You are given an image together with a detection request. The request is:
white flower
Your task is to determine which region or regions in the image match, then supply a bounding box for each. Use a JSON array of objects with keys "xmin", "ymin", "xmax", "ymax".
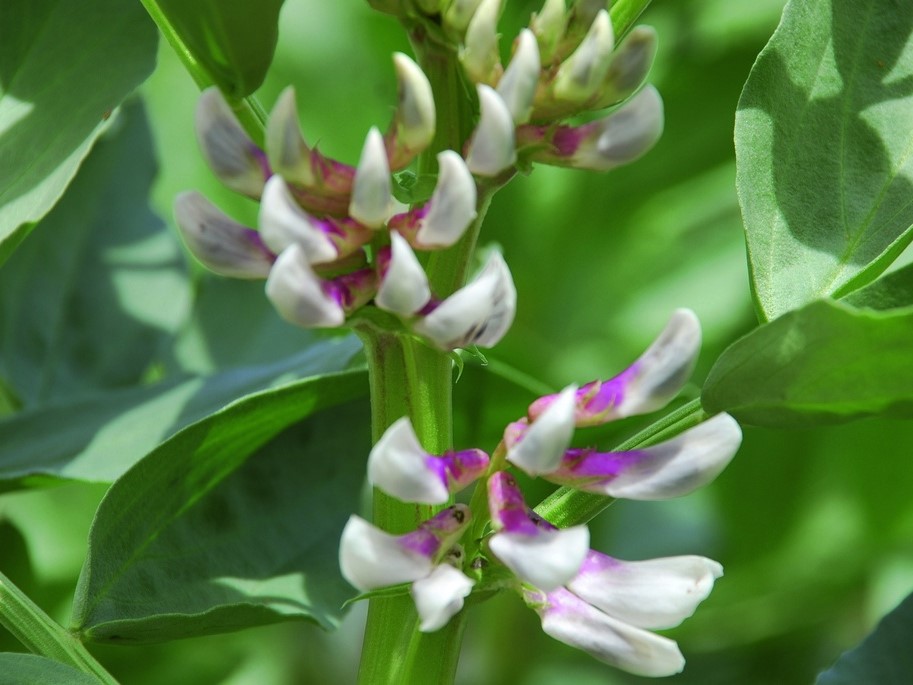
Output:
[
  {"xmin": 553, "ymin": 10, "xmax": 615, "ymax": 103},
  {"xmin": 411, "ymin": 564, "xmax": 475, "ymax": 632},
  {"xmin": 465, "ymin": 86, "xmax": 517, "ymax": 176},
  {"xmin": 349, "ymin": 127, "xmax": 394, "ymax": 228},
  {"xmin": 265, "ymin": 244, "xmax": 345, "ymax": 327},
  {"xmin": 259, "ymin": 175, "xmax": 338, "ymax": 264},
  {"xmin": 415, "ymin": 151, "xmax": 478, "ymax": 249},
  {"xmin": 376, "ymin": 233, "xmax": 432, "ymax": 316},
  {"xmin": 496, "ymin": 29, "xmax": 540, "ymax": 124},
  {"xmin": 489, "ymin": 525, "xmax": 590, "ymax": 592},
  {"xmin": 506, "ymin": 385, "xmax": 578, "ymax": 475},
  {"xmin": 339, "ymin": 516, "xmax": 435, "ymax": 592}
]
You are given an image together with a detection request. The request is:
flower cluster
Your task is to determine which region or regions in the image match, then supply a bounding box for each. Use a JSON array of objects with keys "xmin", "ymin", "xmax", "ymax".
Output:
[
  {"xmin": 339, "ymin": 309, "xmax": 742, "ymax": 676},
  {"xmin": 173, "ymin": 54, "xmax": 516, "ymax": 351}
]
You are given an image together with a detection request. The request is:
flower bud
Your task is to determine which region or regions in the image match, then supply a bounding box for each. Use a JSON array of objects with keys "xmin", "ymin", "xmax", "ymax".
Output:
[
  {"xmin": 375, "ymin": 232, "xmax": 432, "ymax": 316},
  {"xmin": 506, "ymin": 385, "xmax": 577, "ymax": 475},
  {"xmin": 496, "ymin": 29, "xmax": 541, "ymax": 124},
  {"xmin": 465, "ymin": 85, "xmax": 517, "ymax": 176},
  {"xmin": 460, "ymin": 0, "xmax": 503, "ymax": 84},
  {"xmin": 552, "ymin": 10, "xmax": 614, "ymax": 104},
  {"xmin": 387, "ymin": 53, "xmax": 436, "ymax": 168},
  {"xmin": 349, "ymin": 127, "xmax": 394, "ymax": 228}
]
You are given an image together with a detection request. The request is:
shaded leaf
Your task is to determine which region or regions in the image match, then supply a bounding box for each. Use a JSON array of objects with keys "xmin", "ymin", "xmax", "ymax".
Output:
[
  {"xmin": 736, "ymin": 0, "xmax": 913, "ymax": 320},
  {"xmin": 841, "ymin": 262, "xmax": 913, "ymax": 311},
  {"xmin": 0, "ymin": 338, "xmax": 365, "ymax": 489},
  {"xmin": 0, "ymin": 100, "xmax": 189, "ymax": 407},
  {"xmin": 0, "ymin": 0, "xmax": 157, "ymax": 262},
  {"xmin": 72, "ymin": 390, "xmax": 369, "ymax": 643},
  {"xmin": 155, "ymin": 0, "xmax": 284, "ymax": 98},
  {"xmin": 0, "ymin": 654, "xmax": 97, "ymax": 685},
  {"xmin": 702, "ymin": 298, "xmax": 913, "ymax": 426},
  {"xmin": 816, "ymin": 592, "xmax": 913, "ymax": 685}
]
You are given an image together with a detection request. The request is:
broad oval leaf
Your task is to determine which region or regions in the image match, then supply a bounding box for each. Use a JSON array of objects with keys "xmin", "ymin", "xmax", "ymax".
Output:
[
  {"xmin": 0, "ymin": 653, "xmax": 97, "ymax": 685},
  {"xmin": 155, "ymin": 0, "xmax": 285, "ymax": 98},
  {"xmin": 71, "ymin": 374, "xmax": 368, "ymax": 643},
  {"xmin": 816, "ymin": 591, "xmax": 913, "ymax": 685},
  {"xmin": 737, "ymin": 0, "xmax": 913, "ymax": 320},
  {"xmin": 0, "ymin": 100, "xmax": 189, "ymax": 408},
  {"xmin": 0, "ymin": 0, "xmax": 157, "ymax": 264},
  {"xmin": 0, "ymin": 338, "xmax": 365, "ymax": 490},
  {"xmin": 702, "ymin": 298, "xmax": 913, "ymax": 426}
]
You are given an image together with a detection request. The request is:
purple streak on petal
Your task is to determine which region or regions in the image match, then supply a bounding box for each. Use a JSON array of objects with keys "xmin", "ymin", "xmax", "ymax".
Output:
[
  {"xmin": 549, "ymin": 447, "xmax": 648, "ymax": 486},
  {"xmin": 324, "ymin": 268, "xmax": 377, "ymax": 311},
  {"xmin": 375, "ymin": 245, "xmax": 393, "ymax": 278},
  {"xmin": 503, "ymin": 419, "xmax": 528, "ymax": 450},
  {"xmin": 550, "ymin": 126, "xmax": 587, "ymax": 157},
  {"xmin": 249, "ymin": 145, "xmax": 273, "ymax": 181},
  {"xmin": 582, "ymin": 364, "xmax": 639, "ymax": 416},
  {"xmin": 577, "ymin": 549, "xmax": 623, "ymax": 576},
  {"xmin": 399, "ymin": 529, "xmax": 441, "ymax": 558},
  {"xmin": 488, "ymin": 472, "xmax": 538, "ymax": 535},
  {"xmin": 440, "ymin": 449, "xmax": 490, "ymax": 490},
  {"xmin": 417, "ymin": 299, "xmax": 441, "ymax": 316}
]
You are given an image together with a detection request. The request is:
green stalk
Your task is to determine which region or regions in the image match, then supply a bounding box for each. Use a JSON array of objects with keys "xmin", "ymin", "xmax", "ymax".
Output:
[
  {"xmin": 534, "ymin": 398, "xmax": 706, "ymax": 527},
  {"xmin": 0, "ymin": 571, "xmax": 118, "ymax": 684},
  {"xmin": 355, "ymin": 21, "xmax": 485, "ymax": 685},
  {"xmin": 609, "ymin": 0, "xmax": 656, "ymax": 41},
  {"xmin": 138, "ymin": 0, "xmax": 267, "ymax": 144}
]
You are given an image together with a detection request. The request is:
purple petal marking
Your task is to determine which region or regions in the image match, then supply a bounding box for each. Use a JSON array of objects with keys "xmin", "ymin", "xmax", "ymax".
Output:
[
  {"xmin": 399, "ymin": 529, "xmax": 441, "ymax": 558},
  {"xmin": 547, "ymin": 447, "xmax": 649, "ymax": 488},
  {"xmin": 550, "ymin": 126, "xmax": 587, "ymax": 157},
  {"xmin": 250, "ymin": 145, "xmax": 273, "ymax": 181},
  {"xmin": 528, "ymin": 364, "xmax": 639, "ymax": 425},
  {"xmin": 440, "ymin": 449, "xmax": 490, "ymax": 491},
  {"xmin": 487, "ymin": 472, "xmax": 538, "ymax": 535},
  {"xmin": 577, "ymin": 549, "xmax": 624, "ymax": 576},
  {"xmin": 398, "ymin": 504, "xmax": 471, "ymax": 558},
  {"xmin": 325, "ymin": 268, "xmax": 377, "ymax": 311}
]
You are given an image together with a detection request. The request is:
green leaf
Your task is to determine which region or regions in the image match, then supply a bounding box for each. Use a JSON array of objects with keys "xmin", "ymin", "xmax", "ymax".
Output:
[
  {"xmin": 151, "ymin": 0, "xmax": 284, "ymax": 99},
  {"xmin": 702, "ymin": 298, "xmax": 913, "ymax": 426},
  {"xmin": 736, "ymin": 0, "xmax": 913, "ymax": 320},
  {"xmin": 71, "ymin": 385, "xmax": 369, "ymax": 643},
  {"xmin": 0, "ymin": 653, "xmax": 98, "ymax": 685},
  {"xmin": 0, "ymin": 338, "xmax": 365, "ymax": 489},
  {"xmin": 0, "ymin": 100, "xmax": 190, "ymax": 407},
  {"xmin": 0, "ymin": 0, "xmax": 158, "ymax": 263},
  {"xmin": 391, "ymin": 171, "xmax": 438, "ymax": 205},
  {"xmin": 842, "ymin": 262, "xmax": 913, "ymax": 311},
  {"xmin": 816, "ymin": 592, "xmax": 913, "ymax": 685}
]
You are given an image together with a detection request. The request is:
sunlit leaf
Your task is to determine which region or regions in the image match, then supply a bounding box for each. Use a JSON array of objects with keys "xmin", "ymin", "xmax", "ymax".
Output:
[
  {"xmin": 0, "ymin": 0, "xmax": 157, "ymax": 263},
  {"xmin": 0, "ymin": 101, "xmax": 189, "ymax": 407},
  {"xmin": 736, "ymin": 0, "xmax": 913, "ymax": 320},
  {"xmin": 702, "ymin": 298, "xmax": 913, "ymax": 426},
  {"xmin": 72, "ymin": 388, "xmax": 368, "ymax": 643},
  {"xmin": 816, "ymin": 592, "xmax": 913, "ymax": 685}
]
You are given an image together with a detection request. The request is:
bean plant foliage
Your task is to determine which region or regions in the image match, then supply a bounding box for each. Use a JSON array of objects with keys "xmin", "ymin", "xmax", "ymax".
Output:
[{"xmin": 2, "ymin": 0, "xmax": 913, "ymax": 683}]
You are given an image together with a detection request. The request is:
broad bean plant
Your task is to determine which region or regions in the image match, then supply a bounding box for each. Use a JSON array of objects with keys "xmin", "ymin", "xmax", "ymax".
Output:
[{"xmin": 2, "ymin": 0, "xmax": 913, "ymax": 684}]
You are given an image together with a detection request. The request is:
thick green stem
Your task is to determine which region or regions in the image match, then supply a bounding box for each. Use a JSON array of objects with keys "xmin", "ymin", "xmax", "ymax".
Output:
[
  {"xmin": 0, "ymin": 571, "xmax": 118, "ymax": 684},
  {"xmin": 138, "ymin": 0, "xmax": 267, "ymax": 143}
]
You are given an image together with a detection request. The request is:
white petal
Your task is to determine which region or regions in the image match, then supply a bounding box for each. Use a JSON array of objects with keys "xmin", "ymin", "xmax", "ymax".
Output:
[
  {"xmin": 195, "ymin": 87, "xmax": 267, "ymax": 197},
  {"xmin": 553, "ymin": 10, "xmax": 614, "ymax": 102},
  {"xmin": 367, "ymin": 417, "xmax": 448, "ymax": 504},
  {"xmin": 507, "ymin": 385, "xmax": 578, "ymax": 475},
  {"xmin": 414, "ymin": 251, "xmax": 516, "ymax": 349},
  {"xmin": 412, "ymin": 564, "xmax": 475, "ymax": 632},
  {"xmin": 173, "ymin": 192, "xmax": 273, "ymax": 279},
  {"xmin": 416, "ymin": 151, "xmax": 478, "ymax": 248},
  {"xmin": 339, "ymin": 516, "xmax": 434, "ymax": 591},
  {"xmin": 393, "ymin": 53, "xmax": 436, "ymax": 152},
  {"xmin": 265, "ymin": 87, "xmax": 314, "ymax": 186},
  {"xmin": 576, "ymin": 85, "xmax": 664, "ymax": 171},
  {"xmin": 530, "ymin": 0, "xmax": 567, "ymax": 57},
  {"xmin": 568, "ymin": 554, "xmax": 723, "ymax": 630},
  {"xmin": 460, "ymin": 0, "xmax": 502, "ymax": 83},
  {"xmin": 496, "ymin": 30, "xmax": 541, "ymax": 124},
  {"xmin": 489, "ymin": 525, "xmax": 589, "ymax": 591},
  {"xmin": 444, "ymin": 0, "xmax": 484, "ymax": 32},
  {"xmin": 465, "ymin": 85, "xmax": 517, "ymax": 176},
  {"xmin": 376, "ymin": 233, "xmax": 432, "ymax": 316},
  {"xmin": 349, "ymin": 127, "xmax": 393, "ymax": 228},
  {"xmin": 617, "ymin": 307, "xmax": 701, "ymax": 417},
  {"xmin": 540, "ymin": 588, "xmax": 685, "ymax": 677},
  {"xmin": 259, "ymin": 175, "xmax": 337, "ymax": 263},
  {"xmin": 265, "ymin": 244, "xmax": 345, "ymax": 328},
  {"xmin": 601, "ymin": 413, "xmax": 742, "ymax": 500}
]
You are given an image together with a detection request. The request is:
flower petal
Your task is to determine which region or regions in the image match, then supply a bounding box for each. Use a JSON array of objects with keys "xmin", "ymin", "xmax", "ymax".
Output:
[
  {"xmin": 548, "ymin": 413, "xmax": 741, "ymax": 500},
  {"xmin": 349, "ymin": 127, "xmax": 393, "ymax": 228},
  {"xmin": 444, "ymin": 0, "xmax": 484, "ymax": 32},
  {"xmin": 265, "ymin": 86, "xmax": 315, "ymax": 186},
  {"xmin": 532, "ymin": 587, "xmax": 686, "ymax": 677},
  {"xmin": 368, "ymin": 417, "xmax": 449, "ymax": 504},
  {"xmin": 339, "ymin": 515, "xmax": 434, "ymax": 591},
  {"xmin": 568, "ymin": 552, "xmax": 723, "ymax": 630},
  {"xmin": 496, "ymin": 29, "xmax": 541, "ymax": 124},
  {"xmin": 507, "ymin": 385, "xmax": 578, "ymax": 475},
  {"xmin": 553, "ymin": 9, "xmax": 614, "ymax": 103},
  {"xmin": 412, "ymin": 564, "xmax": 475, "ymax": 632},
  {"xmin": 376, "ymin": 232, "xmax": 432, "ymax": 316},
  {"xmin": 489, "ymin": 525, "xmax": 589, "ymax": 591},
  {"xmin": 195, "ymin": 87, "xmax": 269, "ymax": 198},
  {"xmin": 265, "ymin": 244, "xmax": 345, "ymax": 327},
  {"xmin": 414, "ymin": 251, "xmax": 516, "ymax": 349},
  {"xmin": 173, "ymin": 192, "xmax": 273, "ymax": 279},
  {"xmin": 460, "ymin": 0, "xmax": 502, "ymax": 83},
  {"xmin": 391, "ymin": 52, "xmax": 436, "ymax": 156},
  {"xmin": 465, "ymin": 85, "xmax": 517, "ymax": 177},
  {"xmin": 259, "ymin": 175, "xmax": 338, "ymax": 263},
  {"xmin": 415, "ymin": 151, "xmax": 478, "ymax": 248}
]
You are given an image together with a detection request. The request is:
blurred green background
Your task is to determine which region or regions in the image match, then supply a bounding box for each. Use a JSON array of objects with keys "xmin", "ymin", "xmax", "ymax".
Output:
[{"xmin": 4, "ymin": 0, "xmax": 913, "ymax": 683}]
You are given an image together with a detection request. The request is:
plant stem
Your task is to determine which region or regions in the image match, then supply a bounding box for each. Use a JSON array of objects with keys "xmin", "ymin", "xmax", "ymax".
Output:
[
  {"xmin": 0, "ymin": 571, "xmax": 118, "ymax": 684},
  {"xmin": 138, "ymin": 0, "xmax": 267, "ymax": 143}
]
